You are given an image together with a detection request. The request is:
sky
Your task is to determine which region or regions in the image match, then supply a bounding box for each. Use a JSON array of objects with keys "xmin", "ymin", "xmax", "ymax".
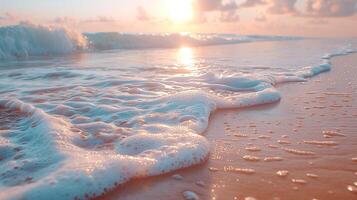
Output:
[{"xmin": 0, "ymin": 0, "xmax": 356, "ymax": 37}]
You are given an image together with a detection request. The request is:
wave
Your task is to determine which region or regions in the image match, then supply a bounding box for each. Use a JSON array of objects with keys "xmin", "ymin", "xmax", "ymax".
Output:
[
  {"xmin": 0, "ymin": 23, "xmax": 302, "ymax": 60},
  {"xmin": 0, "ymin": 86, "xmax": 280, "ymax": 199},
  {"xmin": 322, "ymin": 44, "xmax": 357, "ymax": 60},
  {"xmin": 0, "ymin": 23, "xmax": 87, "ymax": 60},
  {"xmin": 85, "ymin": 32, "xmax": 301, "ymax": 50}
]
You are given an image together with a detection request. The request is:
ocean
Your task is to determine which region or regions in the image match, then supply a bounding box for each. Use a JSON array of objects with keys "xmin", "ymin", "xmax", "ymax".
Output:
[{"xmin": 0, "ymin": 23, "xmax": 356, "ymax": 199}]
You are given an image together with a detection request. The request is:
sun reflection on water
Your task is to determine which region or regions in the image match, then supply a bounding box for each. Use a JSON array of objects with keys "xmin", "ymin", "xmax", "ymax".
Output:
[{"xmin": 177, "ymin": 46, "xmax": 194, "ymax": 68}]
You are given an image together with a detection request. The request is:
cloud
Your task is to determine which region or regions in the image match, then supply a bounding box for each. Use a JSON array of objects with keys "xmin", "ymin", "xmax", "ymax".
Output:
[
  {"xmin": 0, "ymin": 12, "xmax": 18, "ymax": 21},
  {"xmin": 220, "ymin": 10, "xmax": 240, "ymax": 22},
  {"xmin": 193, "ymin": 0, "xmax": 238, "ymax": 11},
  {"xmin": 193, "ymin": 0, "xmax": 223, "ymax": 11},
  {"xmin": 241, "ymin": 0, "xmax": 357, "ymax": 18},
  {"xmin": 52, "ymin": 16, "xmax": 77, "ymax": 24},
  {"xmin": 192, "ymin": 0, "xmax": 240, "ymax": 22},
  {"xmin": 255, "ymin": 13, "xmax": 267, "ymax": 22},
  {"xmin": 303, "ymin": 0, "xmax": 357, "ymax": 17},
  {"xmin": 220, "ymin": 1, "xmax": 239, "ymax": 11},
  {"xmin": 239, "ymin": 0, "xmax": 267, "ymax": 8},
  {"xmin": 81, "ymin": 16, "xmax": 119, "ymax": 23},
  {"xmin": 268, "ymin": 0, "xmax": 297, "ymax": 14},
  {"xmin": 0, "ymin": 12, "xmax": 20, "ymax": 25},
  {"xmin": 136, "ymin": 6, "xmax": 152, "ymax": 21}
]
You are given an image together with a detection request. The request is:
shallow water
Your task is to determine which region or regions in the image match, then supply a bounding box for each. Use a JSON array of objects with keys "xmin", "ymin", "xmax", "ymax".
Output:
[
  {"xmin": 106, "ymin": 54, "xmax": 357, "ymax": 200},
  {"xmin": 0, "ymin": 35, "xmax": 356, "ymax": 199}
]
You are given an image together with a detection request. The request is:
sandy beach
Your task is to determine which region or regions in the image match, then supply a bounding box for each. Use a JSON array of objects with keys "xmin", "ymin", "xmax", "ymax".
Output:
[{"xmin": 98, "ymin": 53, "xmax": 357, "ymax": 200}]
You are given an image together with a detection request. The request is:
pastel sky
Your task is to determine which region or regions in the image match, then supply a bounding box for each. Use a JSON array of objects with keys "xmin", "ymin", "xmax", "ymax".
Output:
[{"xmin": 0, "ymin": 0, "xmax": 356, "ymax": 37}]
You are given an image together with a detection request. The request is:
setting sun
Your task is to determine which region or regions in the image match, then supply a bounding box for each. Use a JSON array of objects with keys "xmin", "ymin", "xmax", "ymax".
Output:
[{"xmin": 168, "ymin": 0, "xmax": 193, "ymax": 23}]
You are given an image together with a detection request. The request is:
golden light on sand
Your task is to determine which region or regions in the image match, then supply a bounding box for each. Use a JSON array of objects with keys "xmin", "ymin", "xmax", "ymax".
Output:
[
  {"xmin": 168, "ymin": 0, "xmax": 193, "ymax": 23},
  {"xmin": 178, "ymin": 46, "xmax": 194, "ymax": 67}
]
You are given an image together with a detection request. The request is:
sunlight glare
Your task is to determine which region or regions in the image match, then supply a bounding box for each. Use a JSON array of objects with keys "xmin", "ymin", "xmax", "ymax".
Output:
[
  {"xmin": 168, "ymin": 0, "xmax": 193, "ymax": 23},
  {"xmin": 178, "ymin": 47, "xmax": 194, "ymax": 67}
]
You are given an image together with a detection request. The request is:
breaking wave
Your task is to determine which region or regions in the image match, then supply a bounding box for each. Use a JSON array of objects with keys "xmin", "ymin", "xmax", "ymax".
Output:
[{"xmin": 0, "ymin": 23, "xmax": 87, "ymax": 60}]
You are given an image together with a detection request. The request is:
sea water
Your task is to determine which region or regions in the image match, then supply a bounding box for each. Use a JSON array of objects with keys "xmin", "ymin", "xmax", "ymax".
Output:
[{"xmin": 0, "ymin": 23, "xmax": 356, "ymax": 199}]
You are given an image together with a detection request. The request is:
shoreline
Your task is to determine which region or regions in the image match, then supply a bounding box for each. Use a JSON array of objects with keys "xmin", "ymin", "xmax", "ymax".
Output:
[{"xmin": 98, "ymin": 53, "xmax": 357, "ymax": 200}]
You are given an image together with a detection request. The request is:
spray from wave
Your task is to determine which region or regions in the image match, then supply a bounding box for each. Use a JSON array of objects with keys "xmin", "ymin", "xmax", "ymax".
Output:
[{"xmin": 0, "ymin": 22, "xmax": 87, "ymax": 60}]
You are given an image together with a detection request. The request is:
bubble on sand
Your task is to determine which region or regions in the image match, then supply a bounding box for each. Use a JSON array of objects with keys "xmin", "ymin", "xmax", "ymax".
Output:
[
  {"xmin": 283, "ymin": 148, "xmax": 315, "ymax": 155},
  {"xmin": 196, "ymin": 181, "xmax": 206, "ymax": 187},
  {"xmin": 306, "ymin": 173, "xmax": 319, "ymax": 178},
  {"xmin": 292, "ymin": 179, "xmax": 307, "ymax": 184},
  {"xmin": 303, "ymin": 140, "xmax": 338, "ymax": 146},
  {"xmin": 234, "ymin": 133, "xmax": 248, "ymax": 138},
  {"xmin": 243, "ymin": 155, "xmax": 261, "ymax": 162},
  {"xmin": 245, "ymin": 197, "xmax": 257, "ymax": 200},
  {"xmin": 245, "ymin": 147, "xmax": 261, "ymax": 152},
  {"xmin": 276, "ymin": 170, "xmax": 289, "ymax": 177},
  {"xmin": 183, "ymin": 191, "xmax": 200, "ymax": 200},
  {"xmin": 258, "ymin": 135, "xmax": 271, "ymax": 139},
  {"xmin": 264, "ymin": 157, "xmax": 284, "ymax": 162},
  {"xmin": 172, "ymin": 174, "xmax": 184, "ymax": 180},
  {"xmin": 277, "ymin": 140, "xmax": 291, "ymax": 145},
  {"xmin": 208, "ymin": 167, "xmax": 219, "ymax": 172},
  {"xmin": 322, "ymin": 130, "xmax": 346, "ymax": 137},
  {"xmin": 347, "ymin": 185, "xmax": 357, "ymax": 193},
  {"xmin": 224, "ymin": 166, "xmax": 255, "ymax": 174}
]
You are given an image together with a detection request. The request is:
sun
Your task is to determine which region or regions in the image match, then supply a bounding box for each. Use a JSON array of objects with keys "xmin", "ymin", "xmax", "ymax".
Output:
[{"xmin": 168, "ymin": 0, "xmax": 193, "ymax": 23}]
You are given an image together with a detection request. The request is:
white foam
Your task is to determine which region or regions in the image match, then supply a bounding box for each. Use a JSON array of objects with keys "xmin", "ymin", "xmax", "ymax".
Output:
[
  {"xmin": 298, "ymin": 62, "xmax": 331, "ymax": 78},
  {"xmin": 322, "ymin": 44, "xmax": 357, "ymax": 60},
  {"xmin": 0, "ymin": 99, "xmax": 209, "ymax": 200}
]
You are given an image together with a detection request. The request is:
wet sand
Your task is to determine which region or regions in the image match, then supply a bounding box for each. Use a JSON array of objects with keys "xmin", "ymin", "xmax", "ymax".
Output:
[{"xmin": 98, "ymin": 53, "xmax": 357, "ymax": 200}]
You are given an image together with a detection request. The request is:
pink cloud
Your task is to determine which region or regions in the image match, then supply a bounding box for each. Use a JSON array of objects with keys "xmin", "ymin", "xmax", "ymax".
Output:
[
  {"xmin": 268, "ymin": 0, "xmax": 297, "ymax": 14},
  {"xmin": 304, "ymin": 0, "xmax": 357, "ymax": 17},
  {"xmin": 136, "ymin": 6, "xmax": 152, "ymax": 21},
  {"xmin": 239, "ymin": 0, "xmax": 267, "ymax": 8}
]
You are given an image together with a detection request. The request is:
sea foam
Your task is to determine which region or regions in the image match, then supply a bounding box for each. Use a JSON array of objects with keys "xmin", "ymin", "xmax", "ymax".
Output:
[
  {"xmin": 0, "ymin": 99, "xmax": 209, "ymax": 199},
  {"xmin": 0, "ymin": 80, "xmax": 283, "ymax": 199}
]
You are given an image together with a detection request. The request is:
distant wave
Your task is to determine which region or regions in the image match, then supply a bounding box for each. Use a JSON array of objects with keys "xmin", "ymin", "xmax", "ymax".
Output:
[
  {"xmin": 85, "ymin": 32, "xmax": 301, "ymax": 50},
  {"xmin": 0, "ymin": 23, "xmax": 303, "ymax": 60}
]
